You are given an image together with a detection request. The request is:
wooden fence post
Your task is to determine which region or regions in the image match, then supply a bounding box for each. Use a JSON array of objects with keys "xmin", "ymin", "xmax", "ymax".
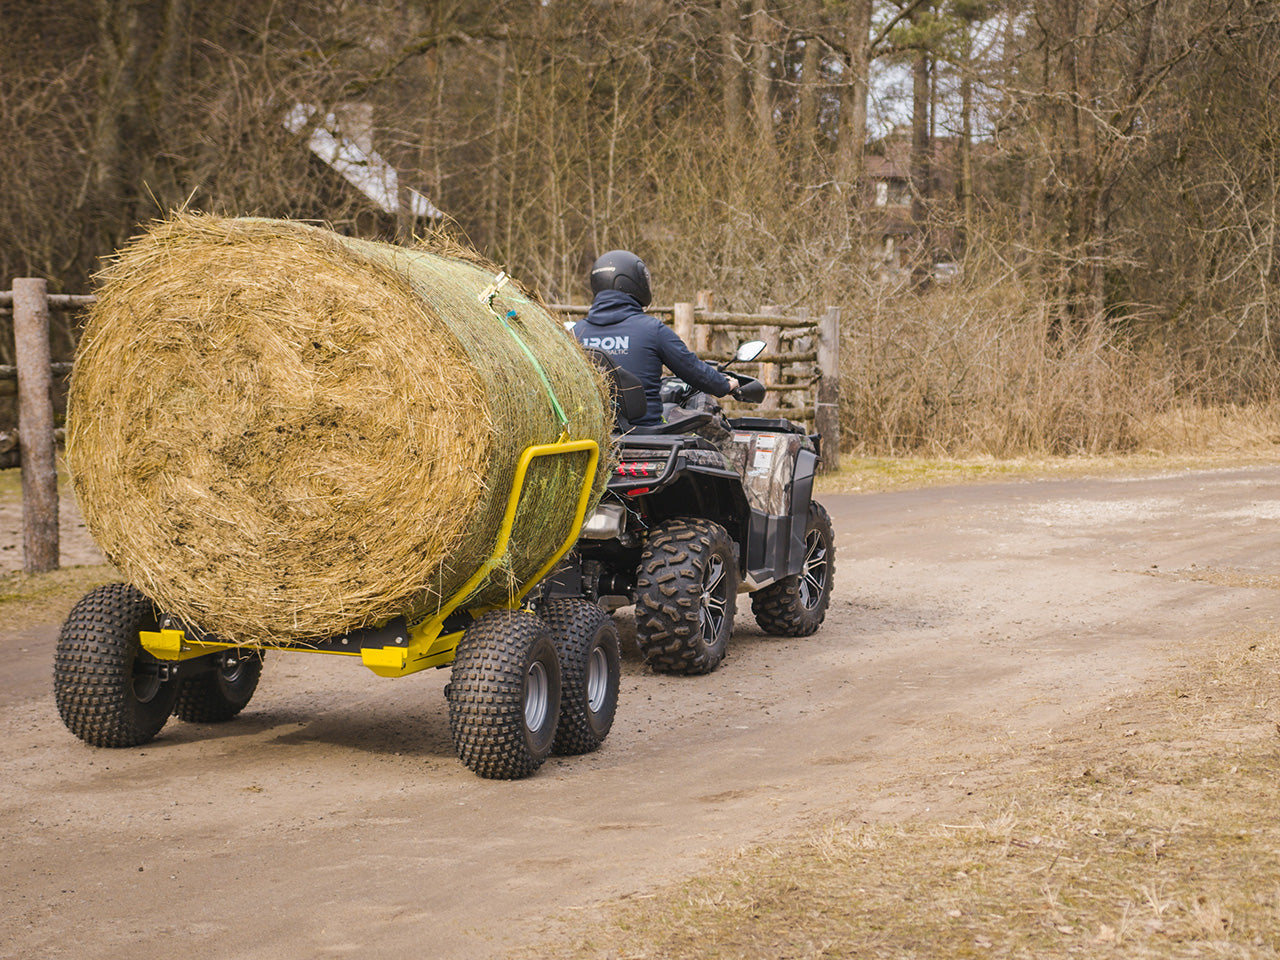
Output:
[
  {"xmin": 673, "ymin": 301, "xmax": 698, "ymax": 352},
  {"xmin": 758, "ymin": 305, "xmax": 781, "ymax": 387},
  {"xmin": 13, "ymin": 279, "xmax": 59, "ymax": 572},
  {"xmin": 693, "ymin": 291, "xmax": 714, "ymax": 354},
  {"xmin": 815, "ymin": 306, "xmax": 841, "ymax": 471}
]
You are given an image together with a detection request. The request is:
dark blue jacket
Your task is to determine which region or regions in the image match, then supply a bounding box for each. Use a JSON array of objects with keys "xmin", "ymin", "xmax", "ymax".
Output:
[{"xmin": 574, "ymin": 290, "xmax": 732, "ymax": 425}]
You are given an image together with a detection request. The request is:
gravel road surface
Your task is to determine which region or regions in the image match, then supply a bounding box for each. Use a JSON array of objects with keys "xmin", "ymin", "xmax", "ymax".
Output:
[{"xmin": 5, "ymin": 465, "xmax": 1280, "ymax": 959}]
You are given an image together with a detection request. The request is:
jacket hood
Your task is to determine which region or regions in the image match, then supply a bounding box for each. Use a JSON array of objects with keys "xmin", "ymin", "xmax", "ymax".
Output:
[{"xmin": 584, "ymin": 289, "xmax": 644, "ymax": 327}]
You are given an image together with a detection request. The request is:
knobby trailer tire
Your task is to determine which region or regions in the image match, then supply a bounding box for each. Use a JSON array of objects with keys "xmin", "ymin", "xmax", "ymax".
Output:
[
  {"xmin": 54, "ymin": 583, "xmax": 178, "ymax": 747},
  {"xmin": 541, "ymin": 599, "xmax": 621, "ymax": 755},
  {"xmin": 447, "ymin": 610, "xmax": 562, "ymax": 779},
  {"xmin": 172, "ymin": 649, "xmax": 265, "ymax": 723}
]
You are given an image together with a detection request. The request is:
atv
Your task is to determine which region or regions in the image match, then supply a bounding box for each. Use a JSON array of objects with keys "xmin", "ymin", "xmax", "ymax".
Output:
[{"xmin": 538, "ymin": 340, "xmax": 835, "ymax": 674}]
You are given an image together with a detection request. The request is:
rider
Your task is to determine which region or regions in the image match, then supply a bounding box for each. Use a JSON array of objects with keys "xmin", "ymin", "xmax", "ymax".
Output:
[{"xmin": 573, "ymin": 249, "xmax": 738, "ymax": 427}]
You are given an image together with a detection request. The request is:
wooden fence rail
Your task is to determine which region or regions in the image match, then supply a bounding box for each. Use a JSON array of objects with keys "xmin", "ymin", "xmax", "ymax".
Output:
[
  {"xmin": 3, "ymin": 283, "xmax": 842, "ymax": 573},
  {"xmin": 0, "ymin": 291, "xmax": 96, "ymax": 311},
  {"xmin": 0, "ymin": 363, "xmax": 72, "ymax": 382}
]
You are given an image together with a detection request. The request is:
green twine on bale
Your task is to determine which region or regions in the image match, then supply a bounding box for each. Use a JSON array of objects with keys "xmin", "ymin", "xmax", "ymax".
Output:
[{"xmin": 502, "ymin": 308, "xmax": 570, "ymax": 433}]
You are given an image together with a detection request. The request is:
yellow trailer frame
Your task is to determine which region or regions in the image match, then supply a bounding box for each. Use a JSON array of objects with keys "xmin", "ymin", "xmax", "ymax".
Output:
[{"xmin": 140, "ymin": 434, "xmax": 600, "ymax": 678}]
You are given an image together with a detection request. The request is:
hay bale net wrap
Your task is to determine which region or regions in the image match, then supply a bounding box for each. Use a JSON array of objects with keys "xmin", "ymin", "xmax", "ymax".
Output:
[{"xmin": 68, "ymin": 214, "xmax": 611, "ymax": 644}]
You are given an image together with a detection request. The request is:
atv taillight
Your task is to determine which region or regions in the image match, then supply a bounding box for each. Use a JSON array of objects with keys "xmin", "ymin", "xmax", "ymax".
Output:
[{"xmin": 616, "ymin": 460, "xmax": 661, "ymax": 478}]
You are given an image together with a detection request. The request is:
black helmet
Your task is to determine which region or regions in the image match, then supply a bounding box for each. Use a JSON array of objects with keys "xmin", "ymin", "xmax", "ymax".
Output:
[{"xmin": 590, "ymin": 249, "xmax": 652, "ymax": 307}]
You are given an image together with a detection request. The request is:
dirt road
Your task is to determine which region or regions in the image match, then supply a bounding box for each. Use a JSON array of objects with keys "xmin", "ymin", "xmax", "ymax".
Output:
[{"xmin": 5, "ymin": 465, "xmax": 1280, "ymax": 959}]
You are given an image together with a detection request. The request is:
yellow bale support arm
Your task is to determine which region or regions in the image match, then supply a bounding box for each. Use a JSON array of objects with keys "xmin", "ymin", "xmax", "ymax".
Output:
[
  {"xmin": 140, "ymin": 436, "xmax": 600, "ymax": 679},
  {"xmin": 362, "ymin": 434, "xmax": 599, "ymax": 677}
]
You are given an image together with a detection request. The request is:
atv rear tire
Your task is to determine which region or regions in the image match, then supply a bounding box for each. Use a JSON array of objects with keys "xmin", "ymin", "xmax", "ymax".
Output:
[
  {"xmin": 172, "ymin": 649, "xmax": 264, "ymax": 723},
  {"xmin": 447, "ymin": 610, "xmax": 562, "ymax": 779},
  {"xmin": 635, "ymin": 518, "xmax": 738, "ymax": 675},
  {"xmin": 54, "ymin": 583, "xmax": 178, "ymax": 747},
  {"xmin": 751, "ymin": 500, "xmax": 835, "ymax": 636},
  {"xmin": 541, "ymin": 599, "xmax": 620, "ymax": 755}
]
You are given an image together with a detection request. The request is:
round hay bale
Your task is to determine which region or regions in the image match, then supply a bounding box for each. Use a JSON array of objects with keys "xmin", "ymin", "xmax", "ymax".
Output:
[{"xmin": 68, "ymin": 214, "xmax": 610, "ymax": 644}]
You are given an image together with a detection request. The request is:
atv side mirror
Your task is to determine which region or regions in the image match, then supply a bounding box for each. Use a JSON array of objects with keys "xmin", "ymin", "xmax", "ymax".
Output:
[{"xmin": 734, "ymin": 340, "xmax": 767, "ymax": 364}]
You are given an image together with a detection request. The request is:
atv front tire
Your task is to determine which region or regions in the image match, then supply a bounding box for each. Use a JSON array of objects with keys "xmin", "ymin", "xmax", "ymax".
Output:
[
  {"xmin": 635, "ymin": 518, "xmax": 738, "ymax": 675},
  {"xmin": 447, "ymin": 610, "xmax": 562, "ymax": 779},
  {"xmin": 172, "ymin": 649, "xmax": 264, "ymax": 723},
  {"xmin": 541, "ymin": 599, "xmax": 620, "ymax": 755},
  {"xmin": 751, "ymin": 499, "xmax": 835, "ymax": 636},
  {"xmin": 54, "ymin": 583, "xmax": 178, "ymax": 747}
]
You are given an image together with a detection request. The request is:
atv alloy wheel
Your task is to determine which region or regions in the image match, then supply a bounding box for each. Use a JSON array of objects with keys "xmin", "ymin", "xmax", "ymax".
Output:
[
  {"xmin": 54, "ymin": 583, "xmax": 179, "ymax": 747},
  {"xmin": 541, "ymin": 598, "xmax": 621, "ymax": 755},
  {"xmin": 447, "ymin": 610, "xmax": 562, "ymax": 779},
  {"xmin": 172, "ymin": 648, "xmax": 265, "ymax": 723},
  {"xmin": 635, "ymin": 518, "xmax": 738, "ymax": 675},
  {"xmin": 751, "ymin": 499, "xmax": 835, "ymax": 637}
]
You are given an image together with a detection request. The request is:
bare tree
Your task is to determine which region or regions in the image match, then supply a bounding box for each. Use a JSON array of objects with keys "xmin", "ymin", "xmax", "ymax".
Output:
[{"xmin": 836, "ymin": 0, "xmax": 875, "ymax": 192}]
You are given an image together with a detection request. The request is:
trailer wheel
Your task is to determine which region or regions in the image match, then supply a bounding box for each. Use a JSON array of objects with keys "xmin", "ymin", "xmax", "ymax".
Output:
[
  {"xmin": 172, "ymin": 649, "xmax": 264, "ymax": 723},
  {"xmin": 751, "ymin": 500, "xmax": 835, "ymax": 636},
  {"xmin": 635, "ymin": 518, "xmax": 738, "ymax": 675},
  {"xmin": 447, "ymin": 610, "xmax": 562, "ymax": 779},
  {"xmin": 53, "ymin": 583, "xmax": 178, "ymax": 747},
  {"xmin": 541, "ymin": 599, "xmax": 620, "ymax": 755}
]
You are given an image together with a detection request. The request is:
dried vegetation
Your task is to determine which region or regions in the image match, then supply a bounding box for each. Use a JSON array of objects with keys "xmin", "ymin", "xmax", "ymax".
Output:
[
  {"xmin": 526, "ymin": 631, "xmax": 1280, "ymax": 959},
  {"xmin": 841, "ymin": 264, "xmax": 1280, "ymax": 460}
]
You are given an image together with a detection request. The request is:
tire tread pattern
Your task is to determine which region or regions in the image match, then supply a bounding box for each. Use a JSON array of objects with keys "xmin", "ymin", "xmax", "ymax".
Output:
[
  {"xmin": 751, "ymin": 500, "xmax": 835, "ymax": 636},
  {"xmin": 541, "ymin": 599, "xmax": 620, "ymax": 756},
  {"xmin": 172, "ymin": 652, "xmax": 264, "ymax": 723},
  {"xmin": 635, "ymin": 518, "xmax": 737, "ymax": 675},
  {"xmin": 53, "ymin": 582, "xmax": 175, "ymax": 747},
  {"xmin": 447, "ymin": 611, "xmax": 560, "ymax": 780}
]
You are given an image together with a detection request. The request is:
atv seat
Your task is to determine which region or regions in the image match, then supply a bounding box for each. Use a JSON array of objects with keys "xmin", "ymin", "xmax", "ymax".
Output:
[{"xmin": 625, "ymin": 409, "xmax": 715, "ymax": 435}]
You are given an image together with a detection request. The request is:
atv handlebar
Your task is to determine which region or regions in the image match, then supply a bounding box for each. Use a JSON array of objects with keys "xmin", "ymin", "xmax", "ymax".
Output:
[
  {"xmin": 731, "ymin": 374, "xmax": 766, "ymax": 403},
  {"xmin": 720, "ymin": 340, "xmax": 767, "ymax": 403},
  {"xmin": 660, "ymin": 371, "xmax": 767, "ymax": 408},
  {"xmin": 660, "ymin": 339, "xmax": 771, "ymax": 409}
]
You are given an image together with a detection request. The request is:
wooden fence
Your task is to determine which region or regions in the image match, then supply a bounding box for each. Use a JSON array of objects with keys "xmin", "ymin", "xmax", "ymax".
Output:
[{"xmin": 1, "ymin": 281, "xmax": 840, "ymax": 574}]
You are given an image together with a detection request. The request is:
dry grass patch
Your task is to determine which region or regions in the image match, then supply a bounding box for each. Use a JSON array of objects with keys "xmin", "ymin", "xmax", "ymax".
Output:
[
  {"xmin": 839, "ymin": 266, "xmax": 1280, "ymax": 461},
  {"xmin": 1135, "ymin": 402, "xmax": 1280, "ymax": 454},
  {"xmin": 0, "ymin": 564, "xmax": 118, "ymax": 632},
  {"xmin": 819, "ymin": 397, "xmax": 1280, "ymax": 495},
  {"xmin": 526, "ymin": 634, "xmax": 1280, "ymax": 959},
  {"xmin": 819, "ymin": 444, "xmax": 1280, "ymax": 495},
  {"xmin": 0, "ymin": 467, "xmax": 21, "ymax": 499}
]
